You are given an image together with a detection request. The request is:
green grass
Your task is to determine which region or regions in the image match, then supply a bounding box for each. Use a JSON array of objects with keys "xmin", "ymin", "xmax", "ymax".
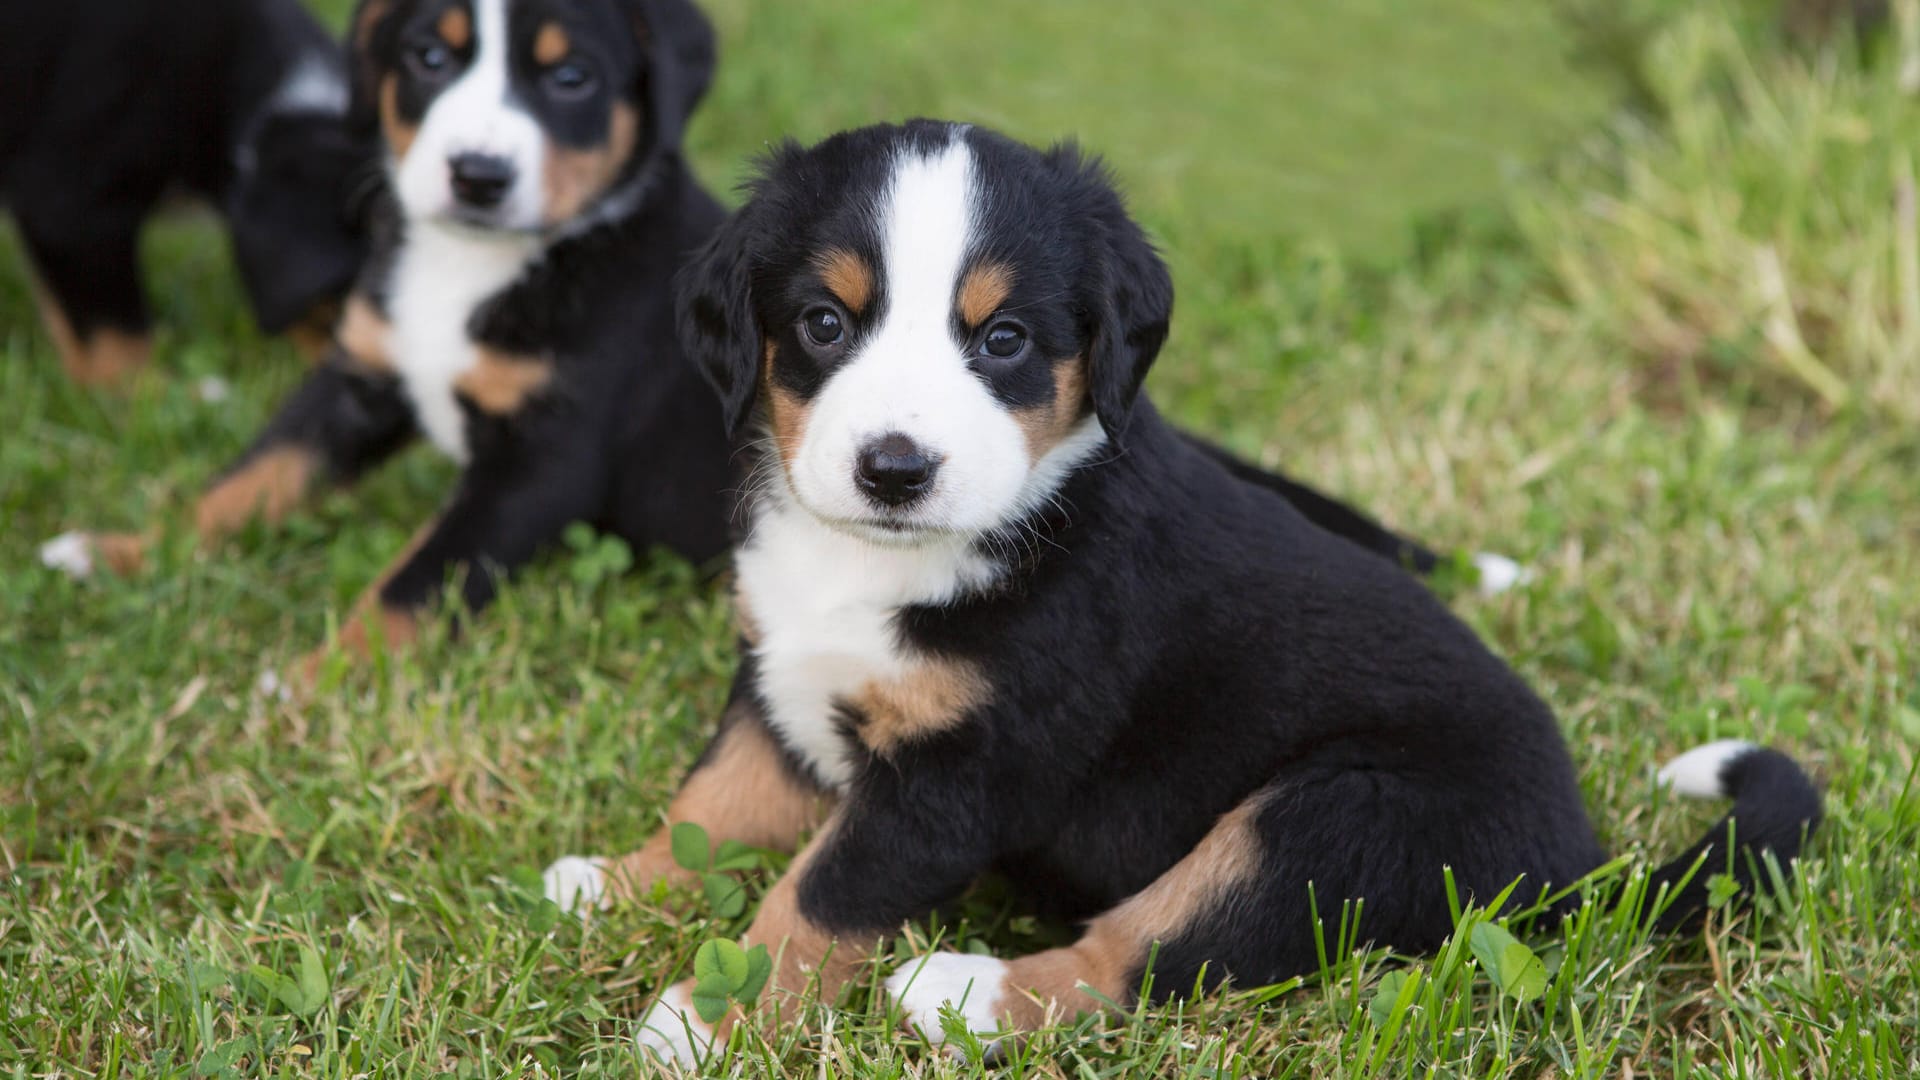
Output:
[{"xmin": 5, "ymin": 2, "xmax": 1920, "ymax": 1077}]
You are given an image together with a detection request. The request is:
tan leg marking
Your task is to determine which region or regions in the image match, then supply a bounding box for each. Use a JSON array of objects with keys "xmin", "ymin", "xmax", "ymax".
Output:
[
  {"xmin": 655, "ymin": 808, "xmax": 884, "ymax": 1047},
  {"xmin": 846, "ymin": 657, "xmax": 987, "ymax": 756},
  {"xmin": 815, "ymin": 248, "xmax": 873, "ymax": 315},
  {"xmin": 287, "ymin": 301, "xmax": 342, "ymax": 362},
  {"xmin": 542, "ymin": 103, "xmax": 637, "ymax": 224},
  {"xmin": 75, "ymin": 330, "xmax": 152, "ymax": 387},
  {"xmin": 380, "ymin": 75, "xmax": 417, "ymax": 164},
  {"xmin": 437, "ymin": 6, "xmax": 471, "ymax": 49},
  {"xmin": 295, "ymin": 516, "xmax": 437, "ymax": 684},
  {"xmin": 336, "ymin": 293, "xmax": 395, "ymax": 374},
  {"xmin": 991, "ymin": 793, "xmax": 1267, "ymax": 1028},
  {"xmin": 453, "ymin": 348, "xmax": 554, "ymax": 414},
  {"xmin": 90, "ymin": 532, "xmax": 151, "ymax": 577},
  {"xmin": 533, "ymin": 22, "xmax": 570, "ymax": 66},
  {"xmin": 601, "ymin": 713, "xmax": 831, "ymax": 904},
  {"xmin": 30, "ymin": 281, "xmax": 86, "ymax": 380},
  {"xmin": 1014, "ymin": 356, "xmax": 1089, "ymax": 463},
  {"xmin": 956, "ymin": 262, "xmax": 1015, "ymax": 327},
  {"xmin": 31, "ymin": 283, "xmax": 150, "ymax": 385},
  {"xmin": 195, "ymin": 447, "xmax": 320, "ymax": 545},
  {"xmin": 742, "ymin": 810, "xmax": 880, "ymax": 1004}
]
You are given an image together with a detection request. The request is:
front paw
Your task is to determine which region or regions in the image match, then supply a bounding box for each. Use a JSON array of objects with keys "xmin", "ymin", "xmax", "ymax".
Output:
[
  {"xmin": 541, "ymin": 855, "xmax": 609, "ymax": 914},
  {"xmin": 885, "ymin": 952, "xmax": 1011, "ymax": 1052},
  {"xmin": 39, "ymin": 530, "xmax": 148, "ymax": 579},
  {"xmin": 635, "ymin": 980, "xmax": 718, "ymax": 1066}
]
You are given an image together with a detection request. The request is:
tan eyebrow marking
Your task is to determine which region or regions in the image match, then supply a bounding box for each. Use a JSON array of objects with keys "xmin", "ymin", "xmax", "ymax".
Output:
[
  {"xmin": 534, "ymin": 22, "xmax": 571, "ymax": 66},
  {"xmin": 436, "ymin": 6, "xmax": 470, "ymax": 49},
  {"xmin": 957, "ymin": 262, "xmax": 1015, "ymax": 326},
  {"xmin": 815, "ymin": 248, "xmax": 874, "ymax": 315}
]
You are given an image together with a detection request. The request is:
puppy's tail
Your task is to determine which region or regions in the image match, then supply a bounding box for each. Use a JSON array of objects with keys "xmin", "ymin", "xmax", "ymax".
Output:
[{"xmin": 1643, "ymin": 740, "xmax": 1822, "ymax": 932}]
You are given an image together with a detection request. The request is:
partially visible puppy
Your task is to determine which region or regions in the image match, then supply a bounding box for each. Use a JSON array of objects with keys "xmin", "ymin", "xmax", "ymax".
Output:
[
  {"xmin": 1, "ymin": 0, "xmax": 370, "ymax": 384},
  {"xmin": 543, "ymin": 122, "xmax": 1820, "ymax": 1064},
  {"xmin": 42, "ymin": 0, "xmax": 737, "ymax": 677}
]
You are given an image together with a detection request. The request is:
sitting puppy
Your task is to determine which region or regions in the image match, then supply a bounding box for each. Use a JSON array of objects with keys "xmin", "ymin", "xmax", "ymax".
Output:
[
  {"xmin": 1, "ymin": 0, "xmax": 370, "ymax": 384},
  {"xmin": 541, "ymin": 121, "xmax": 1821, "ymax": 1062},
  {"xmin": 46, "ymin": 0, "xmax": 738, "ymax": 670}
]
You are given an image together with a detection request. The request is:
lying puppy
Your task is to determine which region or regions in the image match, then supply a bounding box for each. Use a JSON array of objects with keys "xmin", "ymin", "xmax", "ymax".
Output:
[
  {"xmin": 0, "ymin": 0, "xmax": 369, "ymax": 384},
  {"xmin": 542, "ymin": 121, "xmax": 1821, "ymax": 1062},
  {"xmin": 36, "ymin": 1, "xmax": 1504, "ymax": 670},
  {"xmin": 45, "ymin": 0, "xmax": 737, "ymax": 672}
]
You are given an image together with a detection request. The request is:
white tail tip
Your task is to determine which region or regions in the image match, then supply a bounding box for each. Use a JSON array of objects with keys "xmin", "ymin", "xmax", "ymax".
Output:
[
  {"xmin": 1472, "ymin": 552, "xmax": 1532, "ymax": 596},
  {"xmin": 1657, "ymin": 740, "xmax": 1756, "ymax": 800}
]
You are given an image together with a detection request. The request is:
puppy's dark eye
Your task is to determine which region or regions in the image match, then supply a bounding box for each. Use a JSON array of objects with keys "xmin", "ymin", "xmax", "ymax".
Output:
[
  {"xmin": 980, "ymin": 322, "xmax": 1028, "ymax": 361},
  {"xmin": 802, "ymin": 307, "xmax": 844, "ymax": 347},
  {"xmin": 408, "ymin": 41, "xmax": 454, "ymax": 79},
  {"xmin": 544, "ymin": 59, "xmax": 598, "ymax": 100}
]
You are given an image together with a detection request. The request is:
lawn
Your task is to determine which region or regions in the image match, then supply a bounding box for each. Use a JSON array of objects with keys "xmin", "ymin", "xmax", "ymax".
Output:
[{"xmin": 4, "ymin": 2, "xmax": 1919, "ymax": 1078}]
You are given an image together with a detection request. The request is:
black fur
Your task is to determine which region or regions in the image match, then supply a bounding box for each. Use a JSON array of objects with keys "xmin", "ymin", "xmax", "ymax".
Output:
[
  {"xmin": 210, "ymin": 0, "xmax": 733, "ymax": 630},
  {"xmin": 0, "ymin": 0, "xmax": 370, "ymax": 364},
  {"xmin": 681, "ymin": 121, "xmax": 1823, "ymax": 999}
]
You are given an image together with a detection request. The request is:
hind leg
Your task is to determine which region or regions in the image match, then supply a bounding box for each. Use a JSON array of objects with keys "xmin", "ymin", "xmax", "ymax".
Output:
[
  {"xmin": 15, "ymin": 199, "xmax": 152, "ymax": 386},
  {"xmin": 887, "ymin": 768, "xmax": 1585, "ymax": 1045},
  {"xmin": 886, "ymin": 791, "xmax": 1277, "ymax": 1043}
]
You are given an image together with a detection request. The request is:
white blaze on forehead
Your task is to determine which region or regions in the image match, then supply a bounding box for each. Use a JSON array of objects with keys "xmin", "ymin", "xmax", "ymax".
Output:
[
  {"xmin": 878, "ymin": 138, "xmax": 977, "ymax": 339},
  {"xmin": 393, "ymin": 0, "xmax": 549, "ymax": 229}
]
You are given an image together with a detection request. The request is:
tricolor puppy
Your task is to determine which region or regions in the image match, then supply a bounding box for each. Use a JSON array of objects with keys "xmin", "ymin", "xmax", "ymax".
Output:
[
  {"xmin": 541, "ymin": 121, "xmax": 1822, "ymax": 1062},
  {"xmin": 45, "ymin": 0, "xmax": 737, "ymax": 670},
  {"xmin": 2, "ymin": 0, "xmax": 370, "ymax": 385},
  {"xmin": 36, "ymin": 0, "xmax": 1487, "ymax": 672}
]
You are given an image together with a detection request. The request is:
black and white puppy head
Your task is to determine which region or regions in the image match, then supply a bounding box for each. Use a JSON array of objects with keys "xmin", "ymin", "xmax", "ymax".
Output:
[
  {"xmin": 347, "ymin": 0, "xmax": 714, "ymax": 232},
  {"xmin": 680, "ymin": 120, "xmax": 1174, "ymax": 546}
]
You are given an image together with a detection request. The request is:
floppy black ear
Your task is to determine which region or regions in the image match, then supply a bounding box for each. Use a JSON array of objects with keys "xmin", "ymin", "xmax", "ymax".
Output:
[
  {"xmin": 228, "ymin": 112, "xmax": 377, "ymax": 332},
  {"xmin": 626, "ymin": 0, "xmax": 718, "ymax": 152},
  {"xmin": 675, "ymin": 207, "xmax": 759, "ymax": 435},
  {"xmin": 1066, "ymin": 150, "xmax": 1174, "ymax": 440},
  {"xmin": 345, "ymin": 0, "xmax": 401, "ymax": 139}
]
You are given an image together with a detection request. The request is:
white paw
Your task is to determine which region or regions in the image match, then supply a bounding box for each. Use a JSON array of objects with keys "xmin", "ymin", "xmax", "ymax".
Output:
[
  {"xmin": 541, "ymin": 855, "xmax": 608, "ymax": 914},
  {"xmin": 40, "ymin": 532, "xmax": 95, "ymax": 579},
  {"xmin": 1657, "ymin": 740, "xmax": 1756, "ymax": 800},
  {"xmin": 885, "ymin": 952, "xmax": 1010, "ymax": 1049},
  {"xmin": 635, "ymin": 982, "xmax": 714, "ymax": 1066},
  {"xmin": 1472, "ymin": 552, "xmax": 1532, "ymax": 596}
]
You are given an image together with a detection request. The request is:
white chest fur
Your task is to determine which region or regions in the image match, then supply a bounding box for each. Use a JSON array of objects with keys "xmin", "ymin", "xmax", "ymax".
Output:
[
  {"xmin": 386, "ymin": 223, "xmax": 541, "ymax": 462},
  {"xmin": 735, "ymin": 499, "xmax": 998, "ymax": 789}
]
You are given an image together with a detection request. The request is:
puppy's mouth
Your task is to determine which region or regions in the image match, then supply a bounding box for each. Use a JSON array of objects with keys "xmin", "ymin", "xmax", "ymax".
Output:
[
  {"xmin": 789, "ymin": 491, "xmax": 956, "ymax": 547},
  {"xmin": 434, "ymin": 204, "xmax": 539, "ymax": 234},
  {"xmin": 827, "ymin": 512, "xmax": 953, "ymax": 546}
]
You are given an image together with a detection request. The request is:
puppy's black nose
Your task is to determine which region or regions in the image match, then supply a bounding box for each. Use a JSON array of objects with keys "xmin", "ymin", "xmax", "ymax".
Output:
[
  {"xmin": 855, "ymin": 433, "xmax": 939, "ymax": 508},
  {"xmin": 449, "ymin": 153, "xmax": 515, "ymax": 209}
]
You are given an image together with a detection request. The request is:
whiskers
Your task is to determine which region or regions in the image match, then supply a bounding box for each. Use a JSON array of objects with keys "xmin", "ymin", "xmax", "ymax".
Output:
[{"xmin": 727, "ymin": 429, "xmax": 797, "ymax": 544}]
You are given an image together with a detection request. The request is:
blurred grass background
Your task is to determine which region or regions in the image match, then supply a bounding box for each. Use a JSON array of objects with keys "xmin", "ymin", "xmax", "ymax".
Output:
[
  {"xmin": 295, "ymin": 0, "xmax": 1620, "ymax": 259},
  {"xmin": 4, "ymin": 1, "xmax": 1918, "ymax": 1077}
]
